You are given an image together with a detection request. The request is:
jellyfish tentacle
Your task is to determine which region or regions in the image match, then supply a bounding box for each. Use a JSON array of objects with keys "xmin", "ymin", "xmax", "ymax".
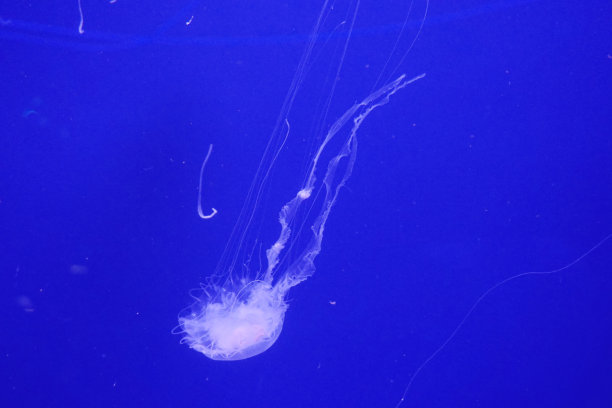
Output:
[{"xmin": 197, "ymin": 144, "xmax": 218, "ymax": 220}]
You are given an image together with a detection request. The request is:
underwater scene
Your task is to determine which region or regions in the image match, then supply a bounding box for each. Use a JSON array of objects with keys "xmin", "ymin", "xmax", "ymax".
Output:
[{"xmin": 1, "ymin": 1, "xmax": 611, "ymax": 407}]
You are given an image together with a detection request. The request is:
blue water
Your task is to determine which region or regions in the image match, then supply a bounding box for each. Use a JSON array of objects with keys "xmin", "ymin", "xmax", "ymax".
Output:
[{"xmin": 2, "ymin": 1, "xmax": 611, "ymax": 407}]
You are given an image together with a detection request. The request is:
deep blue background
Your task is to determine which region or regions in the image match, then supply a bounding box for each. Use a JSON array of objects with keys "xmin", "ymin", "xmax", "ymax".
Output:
[{"xmin": 1, "ymin": 1, "xmax": 611, "ymax": 407}]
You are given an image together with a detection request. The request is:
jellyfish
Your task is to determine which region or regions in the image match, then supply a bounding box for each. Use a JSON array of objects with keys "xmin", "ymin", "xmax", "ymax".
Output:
[{"xmin": 176, "ymin": 0, "xmax": 428, "ymax": 361}]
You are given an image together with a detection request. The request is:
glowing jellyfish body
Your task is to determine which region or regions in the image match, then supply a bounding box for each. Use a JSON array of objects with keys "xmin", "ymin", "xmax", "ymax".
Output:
[
  {"xmin": 175, "ymin": 0, "xmax": 428, "ymax": 361},
  {"xmin": 177, "ymin": 73, "xmax": 424, "ymax": 360},
  {"xmin": 179, "ymin": 281, "xmax": 285, "ymax": 360}
]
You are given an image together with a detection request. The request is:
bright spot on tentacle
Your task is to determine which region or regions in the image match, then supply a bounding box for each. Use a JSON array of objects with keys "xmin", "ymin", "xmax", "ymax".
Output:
[{"xmin": 298, "ymin": 188, "xmax": 312, "ymax": 200}]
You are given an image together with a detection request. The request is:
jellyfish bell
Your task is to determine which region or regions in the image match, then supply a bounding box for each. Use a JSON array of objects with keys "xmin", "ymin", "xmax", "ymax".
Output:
[{"xmin": 178, "ymin": 280, "xmax": 287, "ymax": 361}]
